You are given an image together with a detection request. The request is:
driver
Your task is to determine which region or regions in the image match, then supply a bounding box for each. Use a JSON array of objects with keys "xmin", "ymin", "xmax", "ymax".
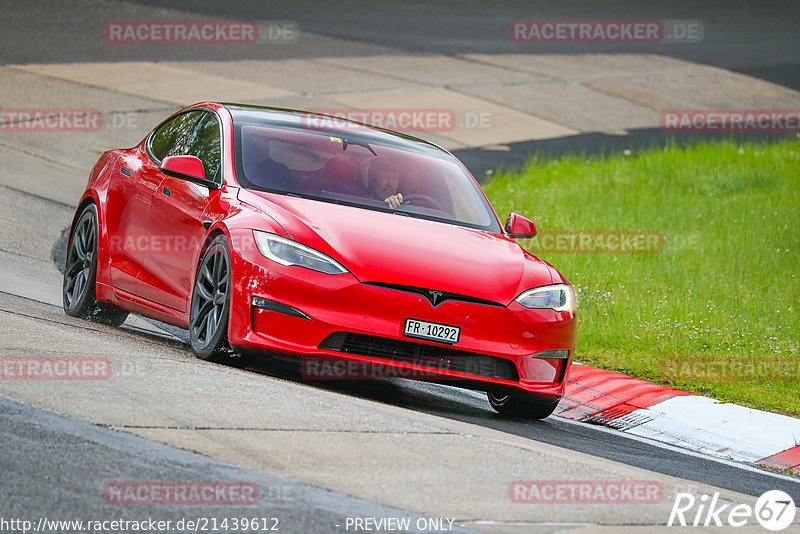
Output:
[{"xmin": 364, "ymin": 160, "xmax": 404, "ymax": 209}]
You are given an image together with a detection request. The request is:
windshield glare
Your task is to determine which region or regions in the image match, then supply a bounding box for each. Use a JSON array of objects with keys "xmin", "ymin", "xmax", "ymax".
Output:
[{"xmin": 235, "ymin": 122, "xmax": 500, "ymax": 232}]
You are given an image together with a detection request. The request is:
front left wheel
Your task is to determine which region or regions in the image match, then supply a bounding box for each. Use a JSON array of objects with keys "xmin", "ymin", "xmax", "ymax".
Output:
[
  {"xmin": 487, "ymin": 391, "xmax": 559, "ymax": 419},
  {"xmin": 63, "ymin": 203, "xmax": 129, "ymax": 327},
  {"xmin": 189, "ymin": 235, "xmax": 235, "ymax": 362}
]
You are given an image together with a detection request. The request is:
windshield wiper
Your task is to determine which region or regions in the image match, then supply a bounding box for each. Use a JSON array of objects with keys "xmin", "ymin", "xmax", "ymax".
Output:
[{"xmin": 342, "ymin": 138, "xmax": 377, "ymax": 156}]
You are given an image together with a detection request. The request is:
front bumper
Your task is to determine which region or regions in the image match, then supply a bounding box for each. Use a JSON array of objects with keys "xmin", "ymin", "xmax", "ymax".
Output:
[{"xmin": 228, "ymin": 228, "xmax": 577, "ymax": 401}]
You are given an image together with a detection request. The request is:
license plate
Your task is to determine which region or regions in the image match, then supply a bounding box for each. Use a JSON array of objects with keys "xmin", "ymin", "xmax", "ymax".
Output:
[{"xmin": 403, "ymin": 318, "xmax": 460, "ymax": 344}]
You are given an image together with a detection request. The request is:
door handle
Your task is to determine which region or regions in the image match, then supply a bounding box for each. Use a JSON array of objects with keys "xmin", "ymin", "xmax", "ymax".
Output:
[
  {"xmin": 162, "ymin": 187, "xmax": 171, "ymax": 197},
  {"xmin": 120, "ymin": 167, "xmax": 132, "ymax": 177}
]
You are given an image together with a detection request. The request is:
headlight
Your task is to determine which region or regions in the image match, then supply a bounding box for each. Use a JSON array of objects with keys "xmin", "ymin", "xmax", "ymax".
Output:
[
  {"xmin": 515, "ymin": 284, "xmax": 575, "ymax": 313},
  {"xmin": 253, "ymin": 230, "xmax": 348, "ymax": 275}
]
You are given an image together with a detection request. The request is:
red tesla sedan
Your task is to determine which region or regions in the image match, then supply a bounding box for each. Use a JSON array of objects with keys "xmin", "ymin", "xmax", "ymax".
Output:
[{"xmin": 63, "ymin": 102, "xmax": 577, "ymax": 418}]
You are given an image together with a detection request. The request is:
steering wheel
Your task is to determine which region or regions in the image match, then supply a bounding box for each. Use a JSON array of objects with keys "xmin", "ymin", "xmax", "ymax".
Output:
[{"xmin": 402, "ymin": 193, "xmax": 444, "ymax": 211}]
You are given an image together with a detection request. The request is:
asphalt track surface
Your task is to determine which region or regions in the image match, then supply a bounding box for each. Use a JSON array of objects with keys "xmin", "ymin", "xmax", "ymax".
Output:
[
  {"xmin": 1, "ymin": 1, "xmax": 799, "ymax": 531},
  {"xmin": 1, "ymin": 395, "xmax": 476, "ymax": 534}
]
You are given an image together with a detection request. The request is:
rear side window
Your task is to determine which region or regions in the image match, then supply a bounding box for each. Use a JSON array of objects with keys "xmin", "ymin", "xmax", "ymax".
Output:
[{"xmin": 149, "ymin": 110, "xmax": 204, "ymax": 162}]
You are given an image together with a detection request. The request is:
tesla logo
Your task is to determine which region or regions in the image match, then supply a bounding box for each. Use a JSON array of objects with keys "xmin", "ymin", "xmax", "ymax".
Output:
[{"xmin": 426, "ymin": 290, "xmax": 444, "ymax": 307}]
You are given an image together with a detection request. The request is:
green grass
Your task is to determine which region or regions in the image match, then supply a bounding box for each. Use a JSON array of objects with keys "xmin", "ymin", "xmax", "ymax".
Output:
[{"xmin": 483, "ymin": 139, "xmax": 800, "ymax": 416}]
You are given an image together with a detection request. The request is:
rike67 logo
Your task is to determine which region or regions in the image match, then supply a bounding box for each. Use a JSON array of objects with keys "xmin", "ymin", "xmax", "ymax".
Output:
[{"xmin": 668, "ymin": 490, "xmax": 796, "ymax": 531}]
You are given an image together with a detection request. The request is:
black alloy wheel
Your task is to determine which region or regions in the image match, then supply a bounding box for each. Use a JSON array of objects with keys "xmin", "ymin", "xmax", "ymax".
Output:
[
  {"xmin": 63, "ymin": 203, "xmax": 128, "ymax": 326},
  {"xmin": 189, "ymin": 235, "xmax": 235, "ymax": 362}
]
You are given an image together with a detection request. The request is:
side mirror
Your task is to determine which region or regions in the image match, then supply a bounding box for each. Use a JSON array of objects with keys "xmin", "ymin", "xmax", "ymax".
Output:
[
  {"xmin": 158, "ymin": 155, "xmax": 220, "ymax": 190},
  {"xmin": 505, "ymin": 212, "xmax": 537, "ymax": 239}
]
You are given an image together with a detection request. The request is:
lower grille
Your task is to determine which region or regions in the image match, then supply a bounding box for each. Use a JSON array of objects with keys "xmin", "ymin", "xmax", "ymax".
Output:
[{"xmin": 318, "ymin": 332, "xmax": 519, "ymax": 381}]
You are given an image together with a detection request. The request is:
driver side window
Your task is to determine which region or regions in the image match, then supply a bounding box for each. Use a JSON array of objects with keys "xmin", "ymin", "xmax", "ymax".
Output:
[
  {"xmin": 150, "ymin": 110, "xmax": 204, "ymax": 162},
  {"xmin": 184, "ymin": 112, "xmax": 222, "ymax": 183}
]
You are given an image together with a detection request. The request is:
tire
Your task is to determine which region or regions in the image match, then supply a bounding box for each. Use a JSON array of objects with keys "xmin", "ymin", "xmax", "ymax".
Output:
[
  {"xmin": 62, "ymin": 203, "xmax": 129, "ymax": 327},
  {"xmin": 189, "ymin": 235, "xmax": 236, "ymax": 363},
  {"xmin": 487, "ymin": 391, "xmax": 559, "ymax": 419}
]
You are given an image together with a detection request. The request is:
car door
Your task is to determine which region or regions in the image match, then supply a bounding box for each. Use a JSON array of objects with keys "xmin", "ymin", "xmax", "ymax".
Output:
[
  {"xmin": 104, "ymin": 151, "xmax": 147, "ymax": 295},
  {"xmin": 137, "ymin": 110, "xmax": 223, "ymax": 312},
  {"xmin": 104, "ymin": 110, "xmax": 203, "ymax": 296}
]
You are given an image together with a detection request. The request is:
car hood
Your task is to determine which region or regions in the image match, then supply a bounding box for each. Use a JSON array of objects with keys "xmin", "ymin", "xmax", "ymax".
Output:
[{"xmin": 238, "ymin": 190, "xmax": 552, "ymax": 304}]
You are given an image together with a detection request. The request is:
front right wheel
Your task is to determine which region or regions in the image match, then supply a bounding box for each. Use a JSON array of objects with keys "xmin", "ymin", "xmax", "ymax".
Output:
[
  {"xmin": 189, "ymin": 235, "xmax": 234, "ymax": 362},
  {"xmin": 487, "ymin": 391, "xmax": 559, "ymax": 419}
]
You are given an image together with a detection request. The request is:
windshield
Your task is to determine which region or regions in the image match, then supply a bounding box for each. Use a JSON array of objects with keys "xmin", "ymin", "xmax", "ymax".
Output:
[{"xmin": 231, "ymin": 115, "xmax": 501, "ymax": 232}]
